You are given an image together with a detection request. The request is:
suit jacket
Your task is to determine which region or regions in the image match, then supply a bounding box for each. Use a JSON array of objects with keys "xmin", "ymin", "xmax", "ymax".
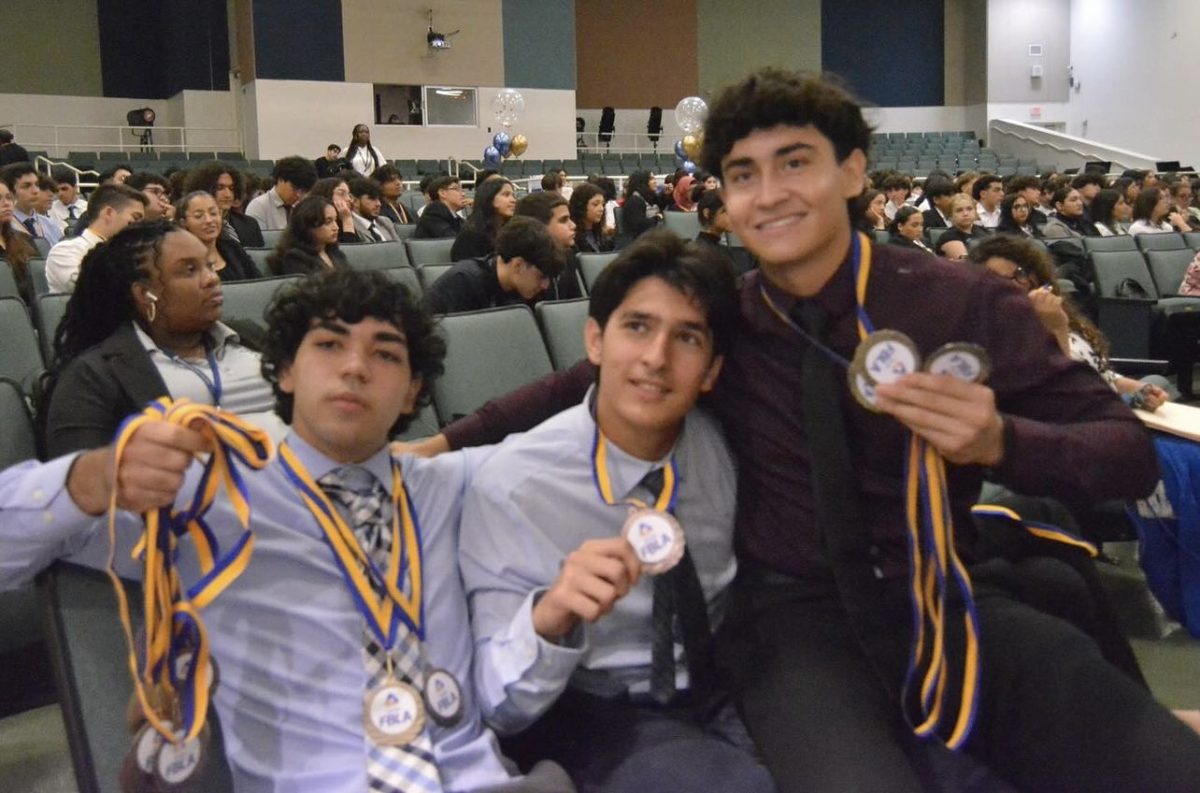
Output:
[
  {"xmin": 216, "ymin": 237, "xmax": 262, "ymax": 281},
  {"xmin": 45, "ymin": 325, "xmax": 168, "ymax": 457},
  {"xmin": 380, "ymin": 199, "xmax": 412, "ymax": 226},
  {"xmin": 413, "ymin": 202, "xmax": 464, "ymax": 239},
  {"xmin": 269, "ymin": 245, "xmax": 349, "ymax": 276},
  {"xmin": 922, "ymin": 207, "xmax": 948, "ymax": 230},
  {"xmin": 226, "ymin": 211, "xmax": 264, "ymax": 249},
  {"xmin": 352, "ymin": 212, "xmax": 397, "ymax": 243}
]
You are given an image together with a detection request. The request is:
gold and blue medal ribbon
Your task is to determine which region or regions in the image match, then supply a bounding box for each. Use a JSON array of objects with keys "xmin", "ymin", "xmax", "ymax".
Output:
[
  {"xmin": 277, "ymin": 443, "xmax": 425, "ymax": 646},
  {"xmin": 591, "ymin": 428, "xmax": 678, "ymax": 512},
  {"xmin": 762, "ymin": 232, "xmax": 983, "ymax": 750},
  {"xmin": 969, "ymin": 504, "xmax": 1099, "ymax": 557},
  {"xmin": 106, "ymin": 398, "xmax": 272, "ymax": 744}
]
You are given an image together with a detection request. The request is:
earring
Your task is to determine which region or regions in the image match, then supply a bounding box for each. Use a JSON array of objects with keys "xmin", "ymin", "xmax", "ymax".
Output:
[{"xmin": 146, "ymin": 301, "xmax": 157, "ymax": 323}]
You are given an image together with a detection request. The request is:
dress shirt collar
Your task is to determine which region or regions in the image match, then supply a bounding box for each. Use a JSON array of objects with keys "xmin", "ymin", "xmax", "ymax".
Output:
[
  {"xmin": 284, "ymin": 430, "xmax": 394, "ymax": 493},
  {"xmin": 269, "ymin": 187, "xmax": 286, "ymax": 210},
  {"xmin": 132, "ymin": 320, "xmax": 241, "ymax": 358},
  {"xmin": 744, "ymin": 239, "xmax": 858, "ymax": 336},
  {"xmin": 580, "ymin": 385, "xmax": 680, "ymax": 501},
  {"xmin": 80, "ymin": 228, "xmax": 105, "ymax": 245}
]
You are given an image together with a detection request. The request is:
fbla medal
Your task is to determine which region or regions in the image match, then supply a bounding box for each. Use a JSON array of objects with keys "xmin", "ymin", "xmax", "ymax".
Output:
[
  {"xmin": 849, "ymin": 367, "xmax": 882, "ymax": 413},
  {"xmin": 364, "ymin": 679, "xmax": 425, "ymax": 746},
  {"xmin": 424, "ymin": 668, "xmax": 464, "ymax": 727},
  {"xmin": 925, "ymin": 342, "xmax": 991, "ymax": 384},
  {"xmin": 853, "ymin": 329, "xmax": 922, "ymax": 386},
  {"xmin": 154, "ymin": 726, "xmax": 209, "ymax": 789},
  {"xmin": 133, "ymin": 720, "xmax": 169, "ymax": 774},
  {"xmin": 173, "ymin": 651, "xmax": 220, "ymax": 696},
  {"xmin": 622, "ymin": 507, "xmax": 685, "ymax": 575}
]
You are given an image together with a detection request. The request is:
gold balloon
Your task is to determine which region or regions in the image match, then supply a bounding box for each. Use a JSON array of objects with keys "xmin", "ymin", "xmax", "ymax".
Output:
[
  {"xmin": 510, "ymin": 133, "xmax": 528, "ymax": 158},
  {"xmin": 682, "ymin": 133, "xmax": 702, "ymax": 160}
]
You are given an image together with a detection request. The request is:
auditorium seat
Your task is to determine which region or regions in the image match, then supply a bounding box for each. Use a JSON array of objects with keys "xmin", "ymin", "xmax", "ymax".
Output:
[
  {"xmin": 342, "ymin": 241, "xmax": 410, "ymax": 270},
  {"xmin": 1135, "ymin": 233, "xmax": 1186, "ymax": 252},
  {"xmin": 1144, "ymin": 248, "xmax": 1197, "ymax": 297},
  {"xmin": 0, "ymin": 297, "xmax": 44, "ymax": 395},
  {"xmin": 1083, "ymin": 236, "xmax": 1138, "ymax": 255},
  {"xmin": 578, "ymin": 252, "xmax": 619, "ymax": 291},
  {"xmin": 219, "ymin": 275, "xmax": 300, "ymax": 325},
  {"xmin": 405, "ymin": 238, "xmax": 455, "ymax": 267},
  {"xmin": 535, "ymin": 298, "xmax": 589, "ymax": 370}
]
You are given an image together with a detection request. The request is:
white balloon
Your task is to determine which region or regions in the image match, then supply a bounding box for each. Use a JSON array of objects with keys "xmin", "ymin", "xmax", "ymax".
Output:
[
  {"xmin": 491, "ymin": 89, "xmax": 525, "ymax": 129},
  {"xmin": 674, "ymin": 96, "xmax": 708, "ymax": 135}
]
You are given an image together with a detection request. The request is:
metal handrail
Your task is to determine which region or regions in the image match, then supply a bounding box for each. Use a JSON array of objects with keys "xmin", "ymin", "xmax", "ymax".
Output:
[
  {"xmin": 988, "ymin": 119, "xmax": 1159, "ymax": 173},
  {"xmin": 0, "ymin": 121, "xmax": 243, "ymax": 158},
  {"xmin": 34, "ymin": 156, "xmax": 100, "ymax": 191}
]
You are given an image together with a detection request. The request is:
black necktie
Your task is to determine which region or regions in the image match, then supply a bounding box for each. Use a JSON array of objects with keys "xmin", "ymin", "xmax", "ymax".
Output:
[
  {"xmin": 644, "ymin": 467, "xmax": 714, "ymax": 705},
  {"xmin": 794, "ymin": 302, "xmax": 895, "ymax": 688},
  {"xmin": 21, "ymin": 216, "xmax": 39, "ymax": 237},
  {"xmin": 67, "ymin": 206, "xmax": 77, "ymax": 220},
  {"xmin": 368, "ymin": 221, "xmax": 382, "ymax": 242}
]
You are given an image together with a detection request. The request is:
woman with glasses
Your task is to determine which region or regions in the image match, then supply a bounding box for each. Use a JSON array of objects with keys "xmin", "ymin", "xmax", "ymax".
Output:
[
  {"xmin": 175, "ymin": 191, "xmax": 261, "ymax": 281},
  {"xmin": 969, "ymin": 235, "xmax": 1170, "ymax": 410},
  {"xmin": 996, "ymin": 193, "xmax": 1039, "ymax": 238}
]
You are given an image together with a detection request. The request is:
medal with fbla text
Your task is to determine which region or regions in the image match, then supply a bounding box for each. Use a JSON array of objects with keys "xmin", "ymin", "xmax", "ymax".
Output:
[
  {"xmin": 154, "ymin": 725, "xmax": 209, "ymax": 790},
  {"xmin": 424, "ymin": 668, "xmax": 464, "ymax": 727},
  {"xmin": 621, "ymin": 507, "xmax": 685, "ymax": 575},
  {"xmin": 364, "ymin": 678, "xmax": 426, "ymax": 746}
]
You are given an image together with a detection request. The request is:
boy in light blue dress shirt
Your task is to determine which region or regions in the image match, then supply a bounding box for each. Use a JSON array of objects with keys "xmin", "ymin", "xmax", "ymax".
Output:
[
  {"xmin": 460, "ymin": 231, "xmax": 774, "ymax": 793},
  {"xmin": 0, "ymin": 268, "xmax": 570, "ymax": 793}
]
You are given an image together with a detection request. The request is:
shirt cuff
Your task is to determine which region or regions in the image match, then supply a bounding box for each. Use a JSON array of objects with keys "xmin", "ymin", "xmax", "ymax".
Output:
[{"xmin": 16, "ymin": 453, "xmax": 94, "ymax": 537}]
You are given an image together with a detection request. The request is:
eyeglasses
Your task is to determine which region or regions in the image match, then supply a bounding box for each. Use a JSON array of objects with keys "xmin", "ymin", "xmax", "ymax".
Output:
[{"xmin": 1008, "ymin": 266, "xmax": 1031, "ymax": 284}]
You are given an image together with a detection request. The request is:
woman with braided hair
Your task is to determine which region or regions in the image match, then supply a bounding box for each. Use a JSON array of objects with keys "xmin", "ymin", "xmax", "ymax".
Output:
[{"xmin": 40, "ymin": 219, "xmax": 277, "ymax": 457}]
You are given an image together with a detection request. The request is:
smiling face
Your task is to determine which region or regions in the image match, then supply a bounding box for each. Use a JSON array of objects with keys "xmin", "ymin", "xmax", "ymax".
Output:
[
  {"xmin": 181, "ymin": 193, "xmax": 223, "ymax": 245},
  {"xmin": 587, "ymin": 276, "xmax": 722, "ymax": 460},
  {"xmin": 719, "ymin": 124, "xmax": 864, "ymax": 293},
  {"xmin": 279, "ymin": 317, "xmax": 420, "ymax": 463}
]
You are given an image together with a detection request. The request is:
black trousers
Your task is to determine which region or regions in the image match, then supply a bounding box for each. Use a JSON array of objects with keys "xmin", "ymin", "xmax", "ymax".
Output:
[
  {"xmin": 500, "ymin": 687, "xmax": 776, "ymax": 793},
  {"xmin": 723, "ymin": 560, "xmax": 1200, "ymax": 793}
]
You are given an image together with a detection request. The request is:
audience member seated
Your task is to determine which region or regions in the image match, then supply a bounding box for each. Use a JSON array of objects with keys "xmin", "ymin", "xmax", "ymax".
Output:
[
  {"xmin": 541, "ymin": 171, "xmax": 565, "ymax": 198},
  {"xmin": 589, "ymin": 176, "xmax": 620, "ymax": 238},
  {"xmin": 996, "ymin": 193, "xmax": 1038, "ymax": 238},
  {"xmin": 1006, "ymin": 175, "xmax": 1048, "ymax": 229},
  {"xmin": 309, "ymin": 176, "xmax": 361, "ymax": 244},
  {"xmin": 183, "ymin": 161, "xmax": 265, "ymax": 248},
  {"xmin": 314, "ymin": 142, "xmax": 347, "ymax": 178},
  {"xmin": 423, "ymin": 216, "xmax": 563, "ymax": 314},
  {"xmin": 671, "ymin": 174, "xmax": 698, "ymax": 212},
  {"xmin": 370, "ymin": 163, "xmax": 413, "ymax": 225},
  {"xmin": 176, "ymin": 190, "xmax": 261, "ymax": 282},
  {"xmin": 48, "ymin": 168, "xmax": 88, "ymax": 237},
  {"xmin": 41, "ymin": 220, "xmax": 276, "ymax": 457},
  {"xmin": 451, "ymin": 177, "xmax": 517, "ymax": 261},
  {"xmin": 413, "ymin": 175, "xmax": 467, "ymax": 238},
  {"xmin": 2, "ymin": 161, "xmax": 63, "ymax": 244},
  {"xmin": 619, "ymin": 170, "xmax": 662, "ymax": 245},
  {"xmin": 695, "ymin": 188, "xmax": 755, "ymax": 275},
  {"xmin": 921, "ymin": 175, "xmax": 955, "ymax": 230},
  {"xmin": 344, "ymin": 123, "xmax": 386, "ymax": 177},
  {"xmin": 882, "ymin": 174, "xmax": 912, "ymax": 221},
  {"xmin": 852, "ymin": 188, "xmax": 887, "ymax": 232},
  {"xmin": 954, "ymin": 170, "xmax": 979, "ymax": 199},
  {"xmin": 1040, "ymin": 187, "xmax": 1097, "ymax": 238},
  {"xmin": 1090, "ymin": 188, "xmax": 1131, "ymax": 237},
  {"xmin": 45, "ymin": 184, "xmax": 147, "ymax": 293},
  {"xmin": 0, "ymin": 179, "xmax": 37, "ymax": 304},
  {"xmin": 125, "ymin": 171, "xmax": 174, "ymax": 221},
  {"xmin": 1167, "ymin": 178, "xmax": 1200, "ymax": 230},
  {"xmin": 973, "ymin": 174, "xmax": 1004, "ymax": 229},
  {"xmin": 245, "ymin": 156, "xmax": 319, "ymax": 231},
  {"xmin": 36, "ymin": 173, "xmax": 57, "ymax": 219},
  {"xmin": 1129, "ymin": 186, "xmax": 1191, "ymax": 235},
  {"xmin": 517, "ymin": 191, "xmax": 581, "ymax": 300},
  {"xmin": 934, "ymin": 193, "xmax": 987, "ymax": 259},
  {"xmin": 347, "ymin": 176, "xmax": 397, "ymax": 242},
  {"xmin": 970, "ymin": 235, "xmax": 1172, "ymax": 409},
  {"xmin": 695, "ymin": 170, "xmax": 720, "ymax": 193},
  {"xmin": 888, "ymin": 205, "xmax": 935, "ymax": 254},
  {"xmin": 459, "ymin": 231, "xmax": 776, "ymax": 793},
  {"xmin": 98, "ymin": 164, "xmax": 132, "ymax": 187},
  {"xmin": 0, "ymin": 129, "xmax": 30, "ymax": 167},
  {"xmin": 569, "ymin": 182, "xmax": 613, "ymax": 254},
  {"xmin": 1070, "ymin": 173, "xmax": 1106, "ymax": 219},
  {"xmin": 266, "ymin": 195, "xmax": 348, "ymax": 276}
]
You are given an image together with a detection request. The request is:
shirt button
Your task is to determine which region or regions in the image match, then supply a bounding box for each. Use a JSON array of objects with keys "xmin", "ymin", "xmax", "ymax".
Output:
[
  {"xmin": 869, "ymin": 544, "xmax": 880, "ymax": 558},
  {"xmin": 42, "ymin": 511, "xmax": 54, "ymax": 525},
  {"xmin": 32, "ymin": 489, "xmax": 44, "ymax": 500}
]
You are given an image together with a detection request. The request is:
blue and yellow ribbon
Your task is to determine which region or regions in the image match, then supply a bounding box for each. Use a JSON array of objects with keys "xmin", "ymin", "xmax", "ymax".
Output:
[
  {"xmin": 277, "ymin": 443, "xmax": 426, "ymax": 645},
  {"xmin": 970, "ymin": 504, "xmax": 1099, "ymax": 558},
  {"xmin": 591, "ymin": 428, "xmax": 678, "ymax": 512},
  {"xmin": 106, "ymin": 397, "xmax": 272, "ymax": 744}
]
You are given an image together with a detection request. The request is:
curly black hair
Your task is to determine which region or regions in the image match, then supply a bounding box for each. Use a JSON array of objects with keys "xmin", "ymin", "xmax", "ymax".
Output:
[
  {"xmin": 700, "ymin": 68, "xmax": 873, "ymax": 178},
  {"xmin": 260, "ymin": 268, "xmax": 446, "ymax": 436}
]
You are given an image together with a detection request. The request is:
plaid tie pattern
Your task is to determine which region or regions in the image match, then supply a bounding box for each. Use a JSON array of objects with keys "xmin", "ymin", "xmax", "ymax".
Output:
[{"xmin": 318, "ymin": 466, "xmax": 443, "ymax": 793}]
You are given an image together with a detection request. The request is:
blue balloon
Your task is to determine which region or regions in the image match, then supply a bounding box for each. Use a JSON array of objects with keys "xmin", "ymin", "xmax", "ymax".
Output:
[
  {"xmin": 674, "ymin": 140, "xmax": 686, "ymax": 159},
  {"xmin": 681, "ymin": 160, "xmax": 697, "ymax": 175},
  {"xmin": 484, "ymin": 145, "xmax": 502, "ymax": 166},
  {"xmin": 492, "ymin": 131, "xmax": 512, "ymax": 157}
]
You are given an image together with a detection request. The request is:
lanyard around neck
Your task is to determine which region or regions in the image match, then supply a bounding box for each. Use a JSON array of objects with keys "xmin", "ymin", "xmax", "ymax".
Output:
[{"xmin": 164, "ymin": 337, "xmax": 223, "ymax": 405}]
